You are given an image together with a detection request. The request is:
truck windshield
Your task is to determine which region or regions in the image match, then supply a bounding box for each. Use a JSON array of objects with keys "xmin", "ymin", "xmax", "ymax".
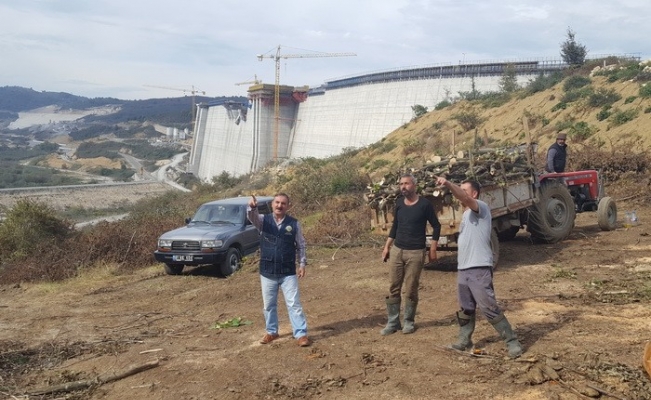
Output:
[{"xmin": 192, "ymin": 204, "xmax": 243, "ymax": 225}]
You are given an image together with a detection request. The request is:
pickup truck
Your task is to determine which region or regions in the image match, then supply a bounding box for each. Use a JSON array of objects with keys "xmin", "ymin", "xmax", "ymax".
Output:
[{"xmin": 154, "ymin": 196, "xmax": 272, "ymax": 276}]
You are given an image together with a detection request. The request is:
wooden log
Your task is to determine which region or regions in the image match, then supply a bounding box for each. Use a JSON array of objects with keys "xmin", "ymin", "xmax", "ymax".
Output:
[{"xmin": 27, "ymin": 359, "xmax": 160, "ymax": 396}]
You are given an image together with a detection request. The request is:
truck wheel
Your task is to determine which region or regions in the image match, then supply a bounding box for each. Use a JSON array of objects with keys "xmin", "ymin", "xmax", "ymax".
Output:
[
  {"xmin": 597, "ymin": 196, "xmax": 617, "ymax": 231},
  {"xmin": 491, "ymin": 229, "xmax": 500, "ymax": 270},
  {"xmin": 220, "ymin": 248, "xmax": 241, "ymax": 277},
  {"xmin": 497, "ymin": 226, "xmax": 520, "ymax": 241},
  {"xmin": 527, "ymin": 180, "xmax": 576, "ymax": 243},
  {"xmin": 164, "ymin": 264, "xmax": 184, "ymax": 275}
]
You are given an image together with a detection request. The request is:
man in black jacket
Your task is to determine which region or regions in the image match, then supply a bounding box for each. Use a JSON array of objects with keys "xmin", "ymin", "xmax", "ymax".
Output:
[{"xmin": 545, "ymin": 133, "xmax": 568, "ymax": 173}]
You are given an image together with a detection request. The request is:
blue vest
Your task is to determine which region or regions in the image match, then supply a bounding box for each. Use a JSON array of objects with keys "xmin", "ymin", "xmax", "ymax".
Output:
[{"xmin": 260, "ymin": 214, "xmax": 298, "ymax": 276}]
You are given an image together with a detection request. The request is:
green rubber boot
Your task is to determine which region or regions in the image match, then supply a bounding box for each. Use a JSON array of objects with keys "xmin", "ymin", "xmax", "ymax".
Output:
[
  {"xmin": 402, "ymin": 299, "xmax": 418, "ymax": 334},
  {"xmin": 380, "ymin": 297, "xmax": 401, "ymax": 336},
  {"xmin": 490, "ymin": 313, "xmax": 523, "ymax": 358},
  {"xmin": 450, "ymin": 310, "xmax": 475, "ymax": 350}
]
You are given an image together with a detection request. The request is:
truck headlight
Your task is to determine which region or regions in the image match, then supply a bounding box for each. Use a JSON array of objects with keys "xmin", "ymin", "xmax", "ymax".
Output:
[
  {"xmin": 158, "ymin": 239, "xmax": 173, "ymax": 248},
  {"xmin": 202, "ymin": 240, "xmax": 223, "ymax": 249}
]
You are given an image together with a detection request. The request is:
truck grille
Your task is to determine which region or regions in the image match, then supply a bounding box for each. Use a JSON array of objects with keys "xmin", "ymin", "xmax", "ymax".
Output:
[{"xmin": 171, "ymin": 241, "xmax": 201, "ymax": 251}]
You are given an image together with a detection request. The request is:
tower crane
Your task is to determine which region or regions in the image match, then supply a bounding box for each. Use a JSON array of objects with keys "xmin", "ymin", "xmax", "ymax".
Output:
[
  {"xmin": 257, "ymin": 45, "xmax": 356, "ymax": 161},
  {"xmin": 235, "ymin": 74, "xmax": 261, "ymax": 86},
  {"xmin": 143, "ymin": 84, "xmax": 206, "ymax": 127}
]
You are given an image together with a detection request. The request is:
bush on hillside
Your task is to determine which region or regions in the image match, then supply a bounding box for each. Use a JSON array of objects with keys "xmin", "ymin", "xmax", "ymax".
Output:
[
  {"xmin": 525, "ymin": 72, "xmax": 563, "ymax": 95},
  {"xmin": 434, "ymin": 100, "xmax": 452, "ymax": 110},
  {"xmin": 587, "ymin": 88, "xmax": 622, "ymax": 108},
  {"xmin": 640, "ymin": 84, "xmax": 651, "ymax": 98},
  {"xmin": 563, "ymin": 75, "xmax": 591, "ymax": 91},
  {"xmin": 609, "ymin": 109, "xmax": 638, "ymax": 126},
  {"xmin": 0, "ymin": 199, "xmax": 72, "ymax": 264},
  {"xmin": 569, "ymin": 142, "xmax": 649, "ymax": 182},
  {"xmin": 452, "ymin": 109, "xmax": 483, "ymax": 131},
  {"xmin": 281, "ymin": 153, "xmax": 367, "ymax": 213},
  {"xmin": 0, "ymin": 191, "xmax": 195, "ymax": 284}
]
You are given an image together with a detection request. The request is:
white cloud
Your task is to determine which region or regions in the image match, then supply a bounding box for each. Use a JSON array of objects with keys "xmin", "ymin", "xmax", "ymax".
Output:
[{"xmin": 0, "ymin": 0, "xmax": 649, "ymax": 100}]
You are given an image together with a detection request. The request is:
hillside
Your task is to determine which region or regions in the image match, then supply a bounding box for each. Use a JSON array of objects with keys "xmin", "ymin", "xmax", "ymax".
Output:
[
  {"xmin": 360, "ymin": 67, "xmax": 651, "ymax": 184},
  {"xmin": 0, "ymin": 85, "xmax": 246, "ymax": 131}
]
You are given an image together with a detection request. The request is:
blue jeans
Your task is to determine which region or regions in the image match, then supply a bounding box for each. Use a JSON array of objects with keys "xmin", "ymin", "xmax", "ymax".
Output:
[{"xmin": 260, "ymin": 274, "xmax": 308, "ymax": 338}]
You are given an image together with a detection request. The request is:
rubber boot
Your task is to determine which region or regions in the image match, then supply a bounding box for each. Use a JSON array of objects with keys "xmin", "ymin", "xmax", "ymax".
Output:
[
  {"xmin": 450, "ymin": 310, "xmax": 475, "ymax": 350},
  {"xmin": 489, "ymin": 313, "xmax": 523, "ymax": 358},
  {"xmin": 380, "ymin": 297, "xmax": 401, "ymax": 336},
  {"xmin": 402, "ymin": 299, "xmax": 418, "ymax": 334}
]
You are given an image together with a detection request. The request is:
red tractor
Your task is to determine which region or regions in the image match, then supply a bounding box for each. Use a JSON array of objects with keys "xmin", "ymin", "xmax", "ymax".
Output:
[{"xmin": 538, "ymin": 170, "xmax": 617, "ymax": 232}]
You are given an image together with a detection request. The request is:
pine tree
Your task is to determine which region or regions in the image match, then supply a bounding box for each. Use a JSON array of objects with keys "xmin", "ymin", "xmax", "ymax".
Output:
[{"xmin": 560, "ymin": 28, "xmax": 588, "ymax": 66}]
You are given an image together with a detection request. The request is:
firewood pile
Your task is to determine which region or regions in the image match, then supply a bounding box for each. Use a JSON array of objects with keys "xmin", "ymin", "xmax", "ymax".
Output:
[{"xmin": 367, "ymin": 145, "xmax": 536, "ymax": 209}]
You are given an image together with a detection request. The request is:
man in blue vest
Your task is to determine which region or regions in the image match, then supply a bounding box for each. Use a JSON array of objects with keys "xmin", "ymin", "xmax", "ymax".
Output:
[
  {"xmin": 248, "ymin": 193, "xmax": 310, "ymax": 347},
  {"xmin": 545, "ymin": 132, "xmax": 568, "ymax": 173}
]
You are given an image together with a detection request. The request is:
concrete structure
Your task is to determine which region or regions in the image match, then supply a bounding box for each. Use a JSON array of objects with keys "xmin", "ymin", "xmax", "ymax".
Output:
[{"xmin": 188, "ymin": 56, "xmax": 635, "ymax": 181}]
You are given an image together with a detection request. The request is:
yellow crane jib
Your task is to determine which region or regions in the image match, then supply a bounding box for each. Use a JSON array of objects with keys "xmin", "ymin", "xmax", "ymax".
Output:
[{"xmin": 256, "ymin": 45, "xmax": 356, "ymax": 161}]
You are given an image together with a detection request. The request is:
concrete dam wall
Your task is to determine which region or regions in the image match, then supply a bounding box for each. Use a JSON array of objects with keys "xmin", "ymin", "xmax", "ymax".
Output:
[{"xmin": 190, "ymin": 59, "xmax": 565, "ymax": 181}]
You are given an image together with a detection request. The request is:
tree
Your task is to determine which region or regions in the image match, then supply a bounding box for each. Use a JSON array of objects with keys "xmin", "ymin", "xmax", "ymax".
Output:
[
  {"xmin": 560, "ymin": 28, "xmax": 588, "ymax": 66},
  {"xmin": 499, "ymin": 64, "xmax": 519, "ymax": 93},
  {"xmin": 411, "ymin": 104, "xmax": 428, "ymax": 119}
]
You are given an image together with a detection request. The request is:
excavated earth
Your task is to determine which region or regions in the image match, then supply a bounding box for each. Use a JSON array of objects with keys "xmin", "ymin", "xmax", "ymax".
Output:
[{"xmin": 1, "ymin": 199, "xmax": 650, "ymax": 399}]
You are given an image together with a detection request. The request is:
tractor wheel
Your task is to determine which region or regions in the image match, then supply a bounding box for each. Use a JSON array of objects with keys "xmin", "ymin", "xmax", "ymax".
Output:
[
  {"xmin": 527, "ymin": 180, "xmax": 576, "ymax": 243},
  {"xmin": 491, "ymin": 229, "xmax": 500, "ymax": 270},
  {"xmin": 164, "ymin": 263, "xmax": 184, "ymax": 275},
  {"xmin": 597, "ymin": 196, "xmax": 617, "ymax": 231},
  {"xmin": 219, "ymin": 247, "xmax": 241, "ymax": 277}
]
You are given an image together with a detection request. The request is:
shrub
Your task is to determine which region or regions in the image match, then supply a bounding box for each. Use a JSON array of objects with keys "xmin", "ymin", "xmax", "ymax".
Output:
[
  {"xmin": 434, "ymin": 100, "xmax": 452, "ymax": 110},
  {"xmin": 624, "ymin": 96, "xmax": 637, "ymax": 104},
  {"xmin": 587, "ymin": 88, "xmax": 622, "ymax": 108},
  {"xmin": 563, "ymin": 75, "xmax": 591, "ymax": 91},
  {"xmin": 282, "ymin": 153, "xmax": 367, "ymax": 212},
  {"xmin": 645, "ymin": 106, "xmax": 651, "ymax": 114},
  {"xmin": 561, "ymin": 86, "xmax": 592, "ymax": 103},
  {"xmin": 411, "ymin": 104, "xmax": 428, "ymax": 119},
  {"xmin": 596, "ymin": 107, "xmax": 612, "ymax": 121},
  {"xmin": 0, "ymin": 199, "xmax": 72, "ymax": 263},
  {"xmin": 610, "ymin": 109, "xmax": 638, "ymax": 126},
  {"xmin": 551, "ymin": 102, "xmax": 567, "ymax": 112},
  {"xmin": 525, "ymin": 72, "xmax": 563, "ymax": 94},
  {"xmin": 554, "ymin": 120, "xmax": 574, "ymax": 132},
  {"xmin": 567, "ymin": 121, "xmax": 595, "ymax": 141},
  {"xmin": 452, "ymin": 110, "xmax": 483, "ymax": 131},
  {"xmin": 640, "ymin": 84, "xmax": 651, "ymax": 98},
  {"xmin": 477, "ymin": 91, "xmax": 511, "ymax": 108}
]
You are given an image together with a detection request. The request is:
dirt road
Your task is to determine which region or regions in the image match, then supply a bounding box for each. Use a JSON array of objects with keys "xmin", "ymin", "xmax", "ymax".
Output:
[{"xmin": 1, "ymin": 204, "xmax": 650, "ymax": 399}]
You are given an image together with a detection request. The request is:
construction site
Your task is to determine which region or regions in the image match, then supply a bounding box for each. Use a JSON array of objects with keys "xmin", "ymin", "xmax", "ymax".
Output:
[{"xmin": 188, "ymin": 57, "xmax": 569, "ymax": 181}]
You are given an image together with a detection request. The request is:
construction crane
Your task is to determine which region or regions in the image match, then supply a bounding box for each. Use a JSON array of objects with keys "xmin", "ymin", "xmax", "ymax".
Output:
[
  {"xmin": 257, "ymin": 45, "xmax": 356, "ymax": 161},
  {"xmin": 143, "ymin": 84, "xmax": 206, "ymax": 127},
  {"xmin": 235, "ymin": 74, "xmax": 261, "ymax": 86}
]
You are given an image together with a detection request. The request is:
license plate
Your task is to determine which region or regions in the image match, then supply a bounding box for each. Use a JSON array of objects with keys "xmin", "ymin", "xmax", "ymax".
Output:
[{"xmin": 173, "ymin": 255, "xmax": 193, "ymax": 262}]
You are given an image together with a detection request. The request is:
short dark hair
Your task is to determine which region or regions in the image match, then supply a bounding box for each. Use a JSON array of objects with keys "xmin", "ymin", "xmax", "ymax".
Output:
[
  {"xmin": 462, "ymin": 180, "xmax": 481, "ymax": 196},
  {"xmin": 399, "ymin": 173, "xmax": 417, "ymax": 184}
]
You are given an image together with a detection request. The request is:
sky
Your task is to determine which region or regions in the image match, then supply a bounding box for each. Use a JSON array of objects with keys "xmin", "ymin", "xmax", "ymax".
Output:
[{"xmin": 1, "ymin": 0, "xmax": 649, "ymax": 100}]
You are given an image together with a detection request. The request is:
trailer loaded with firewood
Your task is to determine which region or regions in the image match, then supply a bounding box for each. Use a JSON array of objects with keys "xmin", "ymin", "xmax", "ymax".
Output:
[{"xmin": 367, "ymin": 144, "xmax": 578, "ymax": 267}]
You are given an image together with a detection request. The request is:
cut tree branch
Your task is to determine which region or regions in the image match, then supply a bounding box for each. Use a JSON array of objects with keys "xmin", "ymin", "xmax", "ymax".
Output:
[{"xmin": 26, "ymin": 359, "xmax": 160, "ymax": 396}]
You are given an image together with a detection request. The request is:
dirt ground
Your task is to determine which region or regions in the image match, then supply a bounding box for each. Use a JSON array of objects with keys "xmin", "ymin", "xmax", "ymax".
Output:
[{"xmin": 1, "ymin": 202, "xmax": 651, "ymax": 400}]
